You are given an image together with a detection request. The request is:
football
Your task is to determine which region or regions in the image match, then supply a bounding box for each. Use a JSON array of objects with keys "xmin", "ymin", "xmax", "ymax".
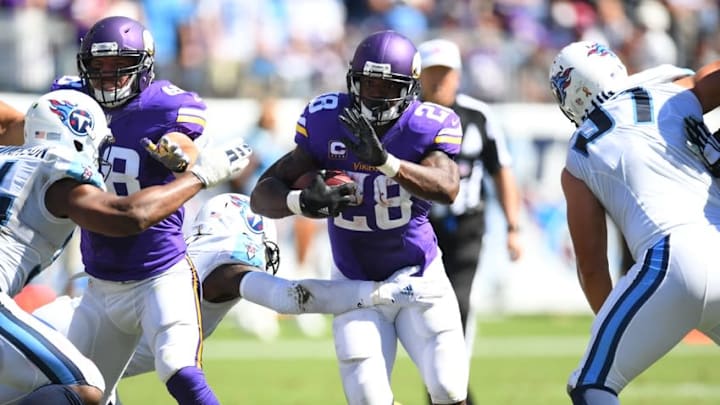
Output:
[{"xmin": 291, "ymin": 169, "xmax": 354, "ymax": 190}]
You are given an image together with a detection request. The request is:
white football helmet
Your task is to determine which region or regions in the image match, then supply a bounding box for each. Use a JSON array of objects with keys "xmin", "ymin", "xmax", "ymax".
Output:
[
  {"xmin": 192, "ymin": 193, "xmax": 280, "ymax": 274},
  {"xmin": 549, "ymin": 41, "xmax": 628, "ymax": 126},
  {"xmin": 24, "ymin": 89, "xmax": 114, "ymax": 167}
]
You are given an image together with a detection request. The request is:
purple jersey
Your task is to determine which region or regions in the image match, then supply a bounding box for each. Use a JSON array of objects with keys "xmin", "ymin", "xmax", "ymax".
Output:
[
  {"xmin": 295, "ymin": 93, "xmax": 462, "ymax": 281},
  {"xmin": 53, "ymin": 78, "xmax": 207, "ymax": 281}
]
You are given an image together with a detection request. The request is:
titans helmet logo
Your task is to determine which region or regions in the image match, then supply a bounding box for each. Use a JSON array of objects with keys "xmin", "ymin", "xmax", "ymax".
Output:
[
  {"xmin": 229, "ymin": 195, "xmax": 264, "ymax": 234},
  {"xmin": 550, "ymin": 67, "xmax": 573, "ymax": 105},
  {"xmin": 48, "ymin": 99, "xmax": 94, "ymax": 137},
  {"xmin": 586, "ymin": 43, "xmax": 613, "ymax": 57}
]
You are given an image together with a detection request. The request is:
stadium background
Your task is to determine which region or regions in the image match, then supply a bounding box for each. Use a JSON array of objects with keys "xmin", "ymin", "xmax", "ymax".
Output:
[{"xmin": 2, "ymin": 1, "xmax": 720, "ymax": 403}]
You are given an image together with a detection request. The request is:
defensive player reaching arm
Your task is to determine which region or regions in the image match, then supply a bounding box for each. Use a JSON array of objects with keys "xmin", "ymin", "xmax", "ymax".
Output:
[
  {"xmin": 550, "ymin": 41, "xmax": 720, "ymax": 405},
  {"xmin": 251, "ymin": 31, "xmax": 469, "ymax": 405},
  {"xmin": 0, "ymin": 98, "xmax": 24, "ymax": 145},
  {"xmin": 0, "ymin": 89, "xmax": 247, "ymax": 405}
]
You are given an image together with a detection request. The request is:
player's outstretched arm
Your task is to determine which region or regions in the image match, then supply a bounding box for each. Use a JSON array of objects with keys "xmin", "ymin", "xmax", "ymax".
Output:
[
  {"xmin": 0, "ymin": 99, "xmax": 24, "ymax": 146},
  {"xmin": 676, "ymin": 60, "xmax": 720, "ymax": 113},
  {"xmin": 237, "ymin": 268, "xmax": 445, "ymax": 315},
  {"xmin": 47, "ymin": 140, "xmax": 252, "ymax": 236},
  {"xmin": 48, "ymin": 173, "xmax": 205, "ymax": 236}
]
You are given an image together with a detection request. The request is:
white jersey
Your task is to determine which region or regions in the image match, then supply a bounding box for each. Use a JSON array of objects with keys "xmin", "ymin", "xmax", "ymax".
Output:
[
  {"xmin": 626, "ymin": 64, "xmax": 694, "ymax": 88},
  {"xmin": 185, "ymin": 231, "xmax": 266, "ymax": 335},
  {"xmin": 0, "ymin": 145, "xmax": 104, "ymax": 296},
  {"xmin": 565, "ymin": 83, "xmax": 720, "ymax": 261},
  {"xmin": 122, "ymin": 194, "xmax": 269, "ymax": 377}
]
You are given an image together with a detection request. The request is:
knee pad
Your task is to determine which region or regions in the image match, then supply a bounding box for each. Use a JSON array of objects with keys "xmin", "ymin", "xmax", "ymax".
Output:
[{"xmin": 19, "ymin": 384, "xmax": 84, "ymax": 405}]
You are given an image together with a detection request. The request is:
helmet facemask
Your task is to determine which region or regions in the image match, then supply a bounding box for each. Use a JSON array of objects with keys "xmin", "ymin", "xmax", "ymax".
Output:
[
  {"xmin": 76, "ymin": 16, "xmax": 156, "ymax": 109},
  {"xmin": 347, "ymin": 69, "xmax": 419, "ymax": 126},
  {"xmin": 345, "ymin": 30, "xmax": 421, "ymax": 127},
  {"xmin": 78, "ymin": 52, "xmax": 153, "ymax": 108}
]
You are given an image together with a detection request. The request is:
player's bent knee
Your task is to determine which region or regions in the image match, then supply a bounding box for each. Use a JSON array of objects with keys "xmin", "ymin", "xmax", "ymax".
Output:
[
  {"xmin": 568, "ymin": 385, "xmax": 618, "ymax": 405},
  {"xmin": 19, "ymin": 384, "xmax": 102, "ymax": 405},
  {"xmin": 155, "ymin": 351, "xmax": 198, "ymax": 383},
  {"xmin": 422, "ymin": 331, "xmax": 468, "ymax": 404},
  {"xmin": 426, "ymin": 376, "xmax": 467, "ymax": 405}
]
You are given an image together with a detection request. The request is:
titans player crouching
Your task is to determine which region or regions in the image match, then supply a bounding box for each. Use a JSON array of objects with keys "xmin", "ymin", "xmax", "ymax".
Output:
[{"xmin": 34, "ymin": 193, "xmax": 440, "ymax": 385}]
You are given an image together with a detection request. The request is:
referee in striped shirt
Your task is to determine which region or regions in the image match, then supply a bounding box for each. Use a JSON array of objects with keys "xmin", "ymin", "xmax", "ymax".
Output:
[{"xmin": 418, "ymin": 38, "xmax": 524, "ymax": 405}]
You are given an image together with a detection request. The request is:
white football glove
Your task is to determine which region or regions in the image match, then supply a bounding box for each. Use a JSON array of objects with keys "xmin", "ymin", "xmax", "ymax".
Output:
[
  {"xmin": 370, "ymin": 268, "xmax": 447, "ymax": 307},
  {"xmin": 190, "ymin": 140, "xmax": 252, "ymax": 188},
  {"xmin": 685, "ymin": 116, "xmax": 720, "ymax": 177},
  {"xmin": 141, "ymin": 135, "xmax": 191, "ymax": 172}
]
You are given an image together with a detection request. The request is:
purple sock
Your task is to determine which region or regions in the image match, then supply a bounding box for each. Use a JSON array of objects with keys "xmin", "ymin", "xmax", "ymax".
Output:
[{"xmin": 166, "ymin": 366, "xmax": 220, "ymax": 405}]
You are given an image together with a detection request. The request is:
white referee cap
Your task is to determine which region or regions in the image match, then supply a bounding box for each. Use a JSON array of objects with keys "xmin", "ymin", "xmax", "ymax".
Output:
[{"xmin": 418, "ymin": 39, "xmax": 462, "ymax": 70}]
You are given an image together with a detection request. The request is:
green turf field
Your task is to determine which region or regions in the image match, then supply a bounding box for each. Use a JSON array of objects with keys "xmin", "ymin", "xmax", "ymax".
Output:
[{"xmin": 117, "ymin": 314, "xmax": 720, "ymax": 404}]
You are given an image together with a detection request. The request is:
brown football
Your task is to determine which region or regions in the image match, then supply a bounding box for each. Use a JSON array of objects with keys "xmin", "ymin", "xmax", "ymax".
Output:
[{"xmin": 291, "ymin": 169, "xmax": 354, "ymax": 189}]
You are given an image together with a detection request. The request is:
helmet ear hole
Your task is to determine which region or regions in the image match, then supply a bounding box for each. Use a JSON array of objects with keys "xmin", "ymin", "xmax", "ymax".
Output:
[{"xmin": 74, "ymin": 140, "xmax": 84, "ymax": 152}]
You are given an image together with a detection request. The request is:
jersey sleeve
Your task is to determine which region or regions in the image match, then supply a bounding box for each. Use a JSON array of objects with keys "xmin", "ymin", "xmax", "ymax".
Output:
[
  {"xmin": 428, "ymin": 107, "xmax": 463, "ymax": 158},
  {"xmin": 293, "ymin": 93, "xmax": 349, "ymax": 164},
  {"xmin": 165, "ymin": 91, "xmax": 207, "ymax": 141},
  {"xmin": 43, "ymin": 146, "xmax": 106, "ymax": 191}
]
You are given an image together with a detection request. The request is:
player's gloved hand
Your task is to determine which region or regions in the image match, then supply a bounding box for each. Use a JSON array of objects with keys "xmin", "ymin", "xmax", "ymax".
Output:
[
  {"xmin": 141, "ymin": 135, "xmax": 191, "ymax": 173},
  {"xmin": 190, "ymin": 140, "xmax": 252, "ymax": 188},
  {"xmin": 339, "ymin": 107, "xmax": 388, "ymax": 166},
  {"xmin": 339, "ymin": 107, "xmax": 401, "ymax": 177},
  {"xmin": 298, "ymin": 170, "xmax": 356, "ymax": 218},
  {"xmin": 369, "ymin": 268, "xmax": 447, "ymax": 307},
  {"xmin": 684, "ymin": 116, "xmax": 720, "ymax": 177}
]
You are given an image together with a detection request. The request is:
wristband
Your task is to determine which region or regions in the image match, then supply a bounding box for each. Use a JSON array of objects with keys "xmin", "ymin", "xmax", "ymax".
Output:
[
  {"xmin": 377, "ymin": 153, "xmax": 401, "ymax": 177},
  {"xmin": 286, "ymin": 190, "xmax": 303, "ymax": 215},
  {"xmin": 507, "ymin": 224, "xmax": 520, "ymax": 233}
]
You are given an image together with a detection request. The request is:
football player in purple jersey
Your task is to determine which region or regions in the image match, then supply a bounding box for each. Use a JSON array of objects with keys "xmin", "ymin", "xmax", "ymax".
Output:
[
  {"xmin": 0, "ymin": 89, "xmax": 247, "ymax": 405},
  {"xmin": 251, "ymin": 31, "xmax": 469, "ymax": 405},
  {"xmin": 49, "ymin": 16, "xmax": 225, "ymax": 405}
]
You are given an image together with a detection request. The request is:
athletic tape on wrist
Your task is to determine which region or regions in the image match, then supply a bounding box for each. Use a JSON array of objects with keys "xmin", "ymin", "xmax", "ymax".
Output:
[
  {"xmin": 286, "ymin": 190, "xmax": 303, "ymax": 215},
  {"xmin": 377, "ymin": 153, "xmax": 400, "ymax": 177}
]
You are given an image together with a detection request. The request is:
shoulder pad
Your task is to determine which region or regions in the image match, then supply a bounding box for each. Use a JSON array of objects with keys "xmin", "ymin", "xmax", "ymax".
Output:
[{"xmin": 44, "ymin": 146, "xmax": 106, "ymax": 190}]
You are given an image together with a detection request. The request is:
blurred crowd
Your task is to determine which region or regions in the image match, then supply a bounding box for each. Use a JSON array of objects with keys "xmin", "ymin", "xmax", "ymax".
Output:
[{"xmin": 0, "ymin": 0, "xmax": 718, "ymax": 103}]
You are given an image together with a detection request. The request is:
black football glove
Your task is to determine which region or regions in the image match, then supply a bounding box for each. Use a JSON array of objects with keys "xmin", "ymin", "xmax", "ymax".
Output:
[
  {"xmin": 684, "ymin": 116, "xmax": 720, "ymax": 177},
  {"xmin": 299, "ymin": 170, "xmax": 356, "ymax": 218},
  {"xmin": 338, "ymin": 107, "xmax": 388, "ymax": 166}
]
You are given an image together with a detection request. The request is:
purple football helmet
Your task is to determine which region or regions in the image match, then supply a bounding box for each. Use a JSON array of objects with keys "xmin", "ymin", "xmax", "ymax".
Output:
[
  {"xmin": 77, "ymin": 16, "xmax": 155, "ymax": 108},
  {"xmin": 346, "ymin": 30, "xmax": 421, "ymax": 125}
]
